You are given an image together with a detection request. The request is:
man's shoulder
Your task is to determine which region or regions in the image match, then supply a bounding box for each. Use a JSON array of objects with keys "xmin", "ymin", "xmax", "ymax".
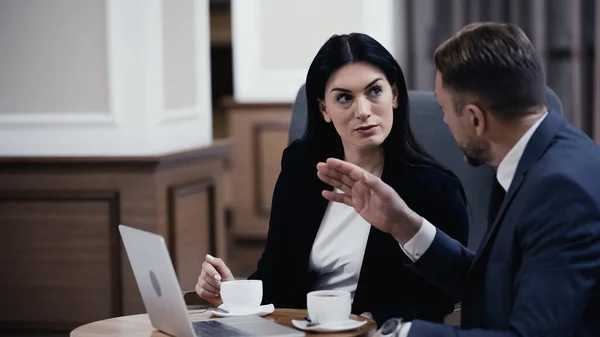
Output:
[
  {"xmin": 558, "ymin": 122, "xmax": 600, "ymax": 154},
  {"xmin": 534, "ymin": 124, "xmax": 600, "ymax": 183},
  {"xmin": 526, "ymin": 129, "xmax": 600, "ymax": 208}
]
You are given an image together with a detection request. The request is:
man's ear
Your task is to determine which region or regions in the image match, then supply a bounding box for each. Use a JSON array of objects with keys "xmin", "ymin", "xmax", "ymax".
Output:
[
  {"xmin": 465, "ymin": 103, "xmax": 486, "ymax": 136},
  {"xmin": 319, "ymin": 99, "xmax": 331, "ymax": 123},
  {"xmin": 392, "ymin": 84, "xmax": 399, "ymax": 109}
]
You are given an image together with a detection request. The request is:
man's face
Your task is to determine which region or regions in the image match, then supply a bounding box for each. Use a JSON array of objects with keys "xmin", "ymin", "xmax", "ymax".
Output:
[{"xmin": 434, "ymin": 72, "xmax": 491, "ymax": 167}]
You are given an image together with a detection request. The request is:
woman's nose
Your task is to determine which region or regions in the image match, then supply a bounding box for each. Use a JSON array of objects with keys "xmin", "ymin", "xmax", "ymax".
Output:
[{"xmin": 355, "ymin": 97, "xmax": 371, "ymax": 119}]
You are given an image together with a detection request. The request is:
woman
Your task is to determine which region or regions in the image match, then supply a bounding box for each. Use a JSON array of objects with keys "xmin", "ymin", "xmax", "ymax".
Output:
[{"xmin": 196, "ymin": 33, "xmax": 469, "ymax": 326}]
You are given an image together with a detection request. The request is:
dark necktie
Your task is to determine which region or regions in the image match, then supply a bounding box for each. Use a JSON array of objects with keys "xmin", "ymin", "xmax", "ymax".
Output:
[{"xmin": 487, "ymin": 178, "xmax": 506, "ymax": 227}]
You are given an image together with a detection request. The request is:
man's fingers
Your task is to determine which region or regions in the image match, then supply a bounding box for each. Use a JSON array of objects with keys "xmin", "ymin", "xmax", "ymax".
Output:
[
  {"xmin": 324, "ymin": 158, "xmax": 366, "ymax": 181},
  {"xmin": 322, "ymin": 190, "xmax": 353, "ymax": 207},
  {"xmin": 319, "ymin": 159, "xmax": 384, "ymax": 194},
  {"xmin": 317, "ymin": 171, "xmax": 353, "ymax": 195},
  {"xmin": 316, "ymin": 162, "xmax": 356, "ymax": 188}
]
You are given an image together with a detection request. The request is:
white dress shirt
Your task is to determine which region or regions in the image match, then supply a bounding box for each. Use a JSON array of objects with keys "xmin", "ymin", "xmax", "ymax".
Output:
[
  {"xmin": 309, "ymin": 188, "xmax": 371, "ymax": 301},
  {"xmin": 396, "ymin": 112, "xmax": 548, "ymax": 336}
]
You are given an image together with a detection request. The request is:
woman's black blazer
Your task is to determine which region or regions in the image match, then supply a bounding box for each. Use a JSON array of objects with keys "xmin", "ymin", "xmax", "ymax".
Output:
[{"xmin": 247, "ymin": 139, "xmax": 469, "ymax": 326}]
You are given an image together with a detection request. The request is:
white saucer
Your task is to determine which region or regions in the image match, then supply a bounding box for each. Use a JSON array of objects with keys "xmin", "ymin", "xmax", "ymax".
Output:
[
  {"xmin": 291, "ymin": 318, "xmax": 367, "ymax": 332},
  {"xmin": 210, "ymin": 304, "xmax": 275, "ymax": 317}
]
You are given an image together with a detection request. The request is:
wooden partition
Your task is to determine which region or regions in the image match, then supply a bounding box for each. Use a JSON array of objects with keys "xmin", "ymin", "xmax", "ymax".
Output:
[
  {"xmin": 0, "ymin": 140, "xmax": 232, "ymax": 333},
  {"xmin": 222, "ymin": 98, "xmax": 292, "ymax": 276}
]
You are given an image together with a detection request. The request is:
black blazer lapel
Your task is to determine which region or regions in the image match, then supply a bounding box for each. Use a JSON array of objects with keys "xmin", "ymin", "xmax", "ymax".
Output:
[
  {"xmin": 294, "ymin": 145, "xmax": 336, "ymax": 291},
  {"xmin": 353, "ymin": 157, "xmax": 404, "ymax": 312},
  {"xmin": 471, "ymin": 111, "xmax": 566, "ymax": 268}
]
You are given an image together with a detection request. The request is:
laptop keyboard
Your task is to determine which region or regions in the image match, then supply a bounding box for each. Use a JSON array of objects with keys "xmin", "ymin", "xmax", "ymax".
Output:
[{"xmin": 192, "ymin": 320, "xmax": 253, "ymax": 336}]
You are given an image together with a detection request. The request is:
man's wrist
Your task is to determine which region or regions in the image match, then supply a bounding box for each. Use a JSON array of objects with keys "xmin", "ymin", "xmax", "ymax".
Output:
[
  {"xmin": 377, "ymin": 318, "xmax": 411, "ymax": 337},
  {"xmin": 390, "ymin": 209, "xmax": 423, "ymax": 245}
]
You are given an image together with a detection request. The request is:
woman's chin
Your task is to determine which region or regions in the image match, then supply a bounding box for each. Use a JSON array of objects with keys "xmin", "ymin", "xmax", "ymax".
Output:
[{"xmin": 355, "ymin": 137, "xmax": 385, "ymax": 149}]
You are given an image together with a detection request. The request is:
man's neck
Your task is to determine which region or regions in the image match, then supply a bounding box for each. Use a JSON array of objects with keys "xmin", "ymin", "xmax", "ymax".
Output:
[{"xmin": 489, "ymin": 108, "xmax": 547, "ymax": 168}]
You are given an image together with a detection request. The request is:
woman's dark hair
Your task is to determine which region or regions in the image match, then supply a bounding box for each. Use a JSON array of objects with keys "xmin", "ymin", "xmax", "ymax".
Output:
[{"xmin": 302, "ymin": 32, "xmax": 467, "ymax": 203}]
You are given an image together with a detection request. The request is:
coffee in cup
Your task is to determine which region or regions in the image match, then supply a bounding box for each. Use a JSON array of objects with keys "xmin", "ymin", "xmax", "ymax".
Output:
[
  {"xmin": 220, "ymin": 280, "xmax": 263, "ymax": 313},
  {"xmin": 306, "ymin": 290, "xmax": 351, "ymax": 325}
]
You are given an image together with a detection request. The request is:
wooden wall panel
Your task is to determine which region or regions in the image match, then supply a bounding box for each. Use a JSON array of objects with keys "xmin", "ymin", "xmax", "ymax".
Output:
[
  {"xmin": 227, "ymin": 102, "xmax": 291, "ymax": 241},
  {"xmin": 168, "ymin": 180, "xmax": 215, "ymax": 291},
  {"xmin": 254, "ymin": 122, "xmax": 292, "ymax": 216},
  {"xmin": 0, "ymin": 191, "xmax": 120, "ymax": 330},
  {"xmin": 0, "ymin": 140, "xmax": 232, "ymax": 333},
  {"xmin": 224, "ymin": 99, "xmax": 292, "ymax": 276}
]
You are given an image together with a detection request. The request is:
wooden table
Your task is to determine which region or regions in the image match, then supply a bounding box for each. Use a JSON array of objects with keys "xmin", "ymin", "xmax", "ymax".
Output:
[{"xmin": 70, "ymin": 308, "xmax": 378, "ymax": 337}]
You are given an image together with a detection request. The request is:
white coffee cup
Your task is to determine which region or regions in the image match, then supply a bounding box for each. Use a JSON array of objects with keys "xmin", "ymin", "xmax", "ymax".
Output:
[
  {"xmin": 220, "ymin": 280, "xmax": 263, "ymax": 313},
  {"xmin": 306, "ymin": 290, "xmax": 351, "ymax": 325}
]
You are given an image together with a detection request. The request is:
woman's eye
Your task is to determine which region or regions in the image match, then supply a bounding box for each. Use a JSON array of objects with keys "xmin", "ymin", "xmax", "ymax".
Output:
[
  {"xmin": 337, "ymin": 94, "xmax": 351, "ymax": 103},
  {"xmin": 369, "ymin": 86, "xmax": 382, "ymax": 96}
]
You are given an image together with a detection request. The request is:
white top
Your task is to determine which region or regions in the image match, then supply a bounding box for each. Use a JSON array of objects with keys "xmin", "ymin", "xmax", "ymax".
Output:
[
  {"xmin": 309, "ymin": 189, "xmax": 371, "ymax": 301},
  {"xmin": 397, "ymin": 111, "xmax": 548, "ymax": 336}
]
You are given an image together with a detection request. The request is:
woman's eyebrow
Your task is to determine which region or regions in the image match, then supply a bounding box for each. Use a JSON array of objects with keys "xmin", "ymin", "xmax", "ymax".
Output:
[{"xmin": 330, "ymin": 78, "xmax": 383, "ymax": 93}]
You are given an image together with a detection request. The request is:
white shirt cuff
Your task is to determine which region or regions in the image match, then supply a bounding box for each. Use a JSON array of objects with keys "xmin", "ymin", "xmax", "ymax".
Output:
[
  {"xmin": 398, "ymin": 321, "xmax": 412, "ymax": 337},
  {"xmin": 399, "ymin": 218, "xmax": 436, "ymax": 262}
]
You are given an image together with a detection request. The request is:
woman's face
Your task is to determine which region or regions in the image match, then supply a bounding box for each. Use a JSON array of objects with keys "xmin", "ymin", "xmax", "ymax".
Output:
[{"xmin": 320, "ymin": 62, "xmax": 398, "ymax": 152}]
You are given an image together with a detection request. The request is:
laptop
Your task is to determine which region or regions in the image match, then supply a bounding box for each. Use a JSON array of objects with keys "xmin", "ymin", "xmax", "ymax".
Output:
[{"xmin": 119, "ymin": 224, "xmax": 304, "ymax": 337}]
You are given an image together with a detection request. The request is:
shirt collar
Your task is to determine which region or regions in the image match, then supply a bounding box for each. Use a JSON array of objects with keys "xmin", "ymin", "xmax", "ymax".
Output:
[{"xmin": 496, "ymin": 111, "xmax": 548, "ymax": 191}]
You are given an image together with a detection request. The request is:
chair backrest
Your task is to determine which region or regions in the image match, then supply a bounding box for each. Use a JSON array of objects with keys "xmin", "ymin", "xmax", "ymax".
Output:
[
  {"xmin": 288, "ymin": 85, "xmax": 310, "ymax": 145},
  {"xmin": 287, "ymin": 84, "xmax": 564, "ymax": 249}
]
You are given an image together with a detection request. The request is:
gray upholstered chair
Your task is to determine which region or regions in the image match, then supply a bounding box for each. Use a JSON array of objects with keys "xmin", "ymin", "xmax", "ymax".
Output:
[{"xmin": 287, "ymin": 84, "xmax": 564, "ymax": 250}]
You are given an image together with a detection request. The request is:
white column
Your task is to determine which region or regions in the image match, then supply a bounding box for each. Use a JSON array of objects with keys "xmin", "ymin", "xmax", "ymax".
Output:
[
  {"xmin": 0, "ymin": 0, "xmax": 213, "ymax": 156},
  {"xmin": 230, "ymin": 0, "xmax": 401, "ymax": 103}
]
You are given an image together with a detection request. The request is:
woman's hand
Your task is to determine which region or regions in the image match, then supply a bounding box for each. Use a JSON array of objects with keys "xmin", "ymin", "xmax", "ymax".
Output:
[
  {"xmin": 360, "ymin": 312, "xmax": 374, "ymax": 320},
  {"xmin": 195, "ymin": 254, "xmax": 235, "ymax": 304}
]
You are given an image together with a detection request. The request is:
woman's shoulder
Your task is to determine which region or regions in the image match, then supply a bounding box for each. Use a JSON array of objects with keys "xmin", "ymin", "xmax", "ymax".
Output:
[
  {"xmin": 282, "ymin": 138, "xmax": 310, "ymax": 158},
  {"xmin": 280, "ymin": 139, "xmax": 322, "ymax": 170},
  {"xmin": 390, "ymin": 160, "xmax": 463, "ymax": 198},
  {"xmin": 275, "ymin": 139, "xmax": 325, "ymax": 191},
  {"xmin": 415, "ymin": 164, "xmax": 461, "ymax": 189}
]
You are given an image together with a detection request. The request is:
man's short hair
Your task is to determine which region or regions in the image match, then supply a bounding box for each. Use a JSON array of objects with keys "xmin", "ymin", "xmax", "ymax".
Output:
[{"xmin": 434, "ymin": 22, "xmax": 546, "ymax": 118}]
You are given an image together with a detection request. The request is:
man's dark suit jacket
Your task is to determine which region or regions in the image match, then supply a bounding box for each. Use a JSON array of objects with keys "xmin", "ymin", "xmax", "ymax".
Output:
[
  {"xmin": 247, "ymin": 139, "xmax": 469, "ymax": 326},
  {"xmin": 408, "ymin": 111, "xmax": 600, "ymax": 336}
]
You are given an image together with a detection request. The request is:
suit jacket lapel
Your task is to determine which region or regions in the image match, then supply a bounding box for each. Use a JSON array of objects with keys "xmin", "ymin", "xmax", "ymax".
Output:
[
  {"xmin": 470, "ymin": 174, "xmax": 525, "ymax": 269},
  {"xmin": 470, "ymin": 111, "xmax": 566, "ymax": 269}
]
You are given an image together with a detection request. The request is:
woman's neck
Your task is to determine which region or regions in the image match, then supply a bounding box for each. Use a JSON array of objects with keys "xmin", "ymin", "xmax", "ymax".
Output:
[{"xmin": 343, "ymin": 147, "xmax": 384, "ymax": 177}]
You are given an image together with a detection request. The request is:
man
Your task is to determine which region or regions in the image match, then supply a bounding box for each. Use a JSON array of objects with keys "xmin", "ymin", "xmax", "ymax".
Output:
[{"xmin": 316, "ymin": 22, "xmax": 600, "ymax": 336}]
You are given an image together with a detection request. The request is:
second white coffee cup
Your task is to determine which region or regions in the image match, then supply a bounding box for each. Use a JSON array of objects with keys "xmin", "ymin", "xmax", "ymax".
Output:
[{"xmin": 306, "ymin": 290, "xmax": 351, "ymax": 325}]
